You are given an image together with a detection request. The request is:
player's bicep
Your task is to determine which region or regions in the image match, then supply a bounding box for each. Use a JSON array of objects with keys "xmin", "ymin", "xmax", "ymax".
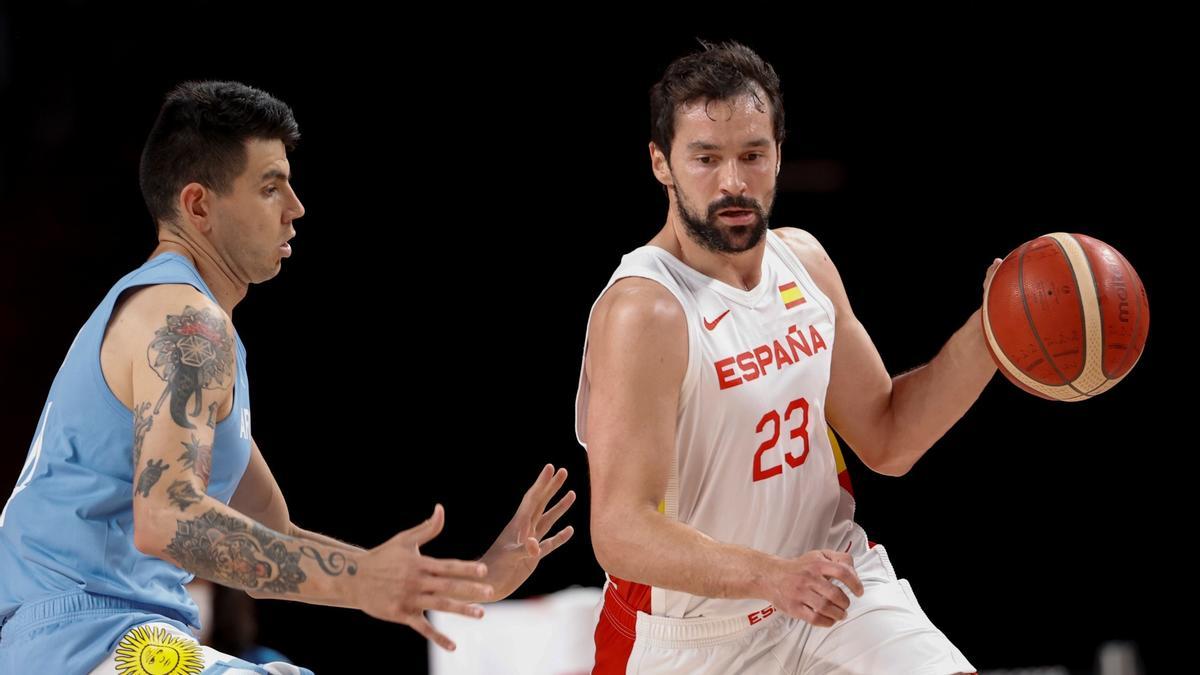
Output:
[
  {"xmin": 584, "ymin": 279, "xmax": 688, "ymax": 520},
  {"xmin": 129, "ymin": 289, "xmax": 234, "ymax": 543}
]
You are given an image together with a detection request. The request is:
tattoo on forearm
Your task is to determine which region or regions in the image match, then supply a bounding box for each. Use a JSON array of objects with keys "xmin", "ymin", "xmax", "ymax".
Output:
[
  {"xmin": 148, "ymin": 306, "xmax": 234, "ymax": 430},
  {"xmin": 300, "ymin": 546, "xmax": 359, "ymax": 576},
  {"xmin": 136, "ymin": 459, "xmax": 169, "ymax": 498},
  {"xmin": 165, "ymin": 509, "xmax": 307, "ymax": 594},
  {"xmin": 179, "ymin": 435, "xmax": 213, "ymax": 485},
  {"xmin": 166, "ymin": 480, "xmax": 203, "ymax": 512},
  {"xmin": 133, "ymin": 401, "xmax": 154, "ymax": 467}
]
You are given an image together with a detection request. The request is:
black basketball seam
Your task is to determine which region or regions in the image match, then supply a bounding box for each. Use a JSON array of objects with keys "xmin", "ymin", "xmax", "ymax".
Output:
[{"xmin": 1018, "ymin": 238, "xmax": 1085, "ymax": 396}]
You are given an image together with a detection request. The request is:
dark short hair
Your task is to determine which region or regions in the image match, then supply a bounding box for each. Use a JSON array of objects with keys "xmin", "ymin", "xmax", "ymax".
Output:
[
  {"xmin": 139, "ymin": 81, "xmax": 300, "ymax": 228},
  {"xmin": 650, "ymin": 40, "xmax": 785, "ymax": 160}
]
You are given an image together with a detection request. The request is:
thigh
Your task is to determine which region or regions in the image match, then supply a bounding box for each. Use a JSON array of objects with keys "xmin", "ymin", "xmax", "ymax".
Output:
[{"xmin": 799, "ymin": 580, "xmax": 974, "ymax": 675}]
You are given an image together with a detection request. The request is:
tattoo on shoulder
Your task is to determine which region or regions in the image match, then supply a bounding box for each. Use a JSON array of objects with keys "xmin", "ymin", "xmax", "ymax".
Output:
[
  {"xmin": 166, "ymin": 480, "xmax": 203, "ymax": 512},
  {"xmin": 147, "ymin": 305, "xmax": 234, "ymax": 430},
  {"xmin": 136, "ymin": 458, "xmax": 169, "ymax": 498}
]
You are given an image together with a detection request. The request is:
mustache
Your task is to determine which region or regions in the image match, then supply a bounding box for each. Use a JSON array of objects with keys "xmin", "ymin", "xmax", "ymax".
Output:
[{"xmin": 707, "ymin": 196, "xmax": 764, "ymax": 219}]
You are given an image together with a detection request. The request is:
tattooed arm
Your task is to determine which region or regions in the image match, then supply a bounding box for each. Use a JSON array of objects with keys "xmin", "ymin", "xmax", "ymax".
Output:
[
  {"xmin": 231, "ymin": 437, "xmax": 577, "ymax": 602},
  {"xmin": 125, "ymin": 286, "xmax": 491, "ymax": 649}
]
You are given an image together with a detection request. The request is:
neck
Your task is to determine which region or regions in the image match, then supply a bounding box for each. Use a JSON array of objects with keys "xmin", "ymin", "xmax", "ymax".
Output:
[{"xmin": 149, "ymin": 237, "xmax": 246, "ymax": 315}]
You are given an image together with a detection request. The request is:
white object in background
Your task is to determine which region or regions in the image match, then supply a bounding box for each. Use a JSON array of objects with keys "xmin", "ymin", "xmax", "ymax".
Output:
[
  {"xmin": 429, "ymin": 586, "xmax": 601, "ymax": 675},
  {"xmin": 1098, "ymin": 641, "xmax": 1142, "ymax": 675}
]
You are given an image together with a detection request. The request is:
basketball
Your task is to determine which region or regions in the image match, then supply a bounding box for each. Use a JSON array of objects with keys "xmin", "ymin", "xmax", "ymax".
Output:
[{"xmin": 981, "ymin": 233, "xmax": 1149, "ymax": 401}]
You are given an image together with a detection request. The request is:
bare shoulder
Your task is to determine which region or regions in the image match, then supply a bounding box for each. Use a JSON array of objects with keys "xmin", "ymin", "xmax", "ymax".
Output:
[
  {"xmin": 108, "ymin": 284, "xmax": 230, "ymax": 349},
  {"xmin": 585, "ymin": 276, "xmax": 687, "ymax": 379},
  {"xmin": 772, "ymin": 226, "xmax": 847, "ymax": 306},
  {"xmin": 593, "ymin": 276, "xmax": 684, "ymax": 326},
  {"xmin": 773, "ymin": 226, "xmax": 832, "ymax": 271}
]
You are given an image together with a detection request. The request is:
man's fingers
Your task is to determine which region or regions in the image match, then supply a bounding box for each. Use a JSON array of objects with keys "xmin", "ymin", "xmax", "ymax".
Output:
[
  {"xmin": 420, "ymin": 576, "xmax": 494, "ymax": 601},
  {"xmin": 419, "ymin": 594, "xmax": 486, "ymax": 619},
  {"xmin": 515, "ymin": 465, "xmax": 554, "ymax": 531},
  {"xmin": 535, "ymin": 490, "xmax": 576, "ymax": 538},
  {"xmin": 530, "ymin": 467, "xmax": 568, "ymax": 522},
  {"xmin": 409, "ymin": 614, "xmax": 456, "ymax": 652},
  {"xmin": 423, "ymin": 556, "xmax": 488, "ymax": 580},
  {"xmin": 826, "ymin": 550, "xmax": 853, "ymax": 568},
  {"xmin": 812, "ymin": 578, "xmax": 851, "ymax": 613},
  {"xmin": 793, "ymin": 603, "xmax": 835, "ymax": 628},
  {"xmin": 819, "ymin": 562, "xmax": 864, "ymax": 597},
  {"xmin": 406, "ymin": 504, "xmax": 446, "ymax": 547},
  {"xmin": 536, "ymin": 526, "xmax": 574, "ymax": 559},
  {"xmin": 802, "ymin": 589, "xmax": 846, "ymax": 623}
]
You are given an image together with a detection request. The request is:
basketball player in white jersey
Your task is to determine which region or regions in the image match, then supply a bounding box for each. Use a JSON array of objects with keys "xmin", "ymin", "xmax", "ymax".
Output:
[{"xmin": 576, "ymin": 41, "xmax": 1002, "ymax": 674}]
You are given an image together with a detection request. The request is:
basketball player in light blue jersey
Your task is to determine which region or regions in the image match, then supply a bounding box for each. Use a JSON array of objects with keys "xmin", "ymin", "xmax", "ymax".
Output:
[{"xmin": 0, "ymin": 81, "xmax": 576, "ymax": 673}]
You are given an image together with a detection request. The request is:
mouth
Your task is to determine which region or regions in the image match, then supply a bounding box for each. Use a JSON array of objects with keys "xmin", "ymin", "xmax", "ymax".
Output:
[
  {"xmin": 279, "ymin": 241, "xmax": 292, "ymax": 257},
  {"xmin": 717, "ymin": 209, "xmax": 756, "ymax": 225}
]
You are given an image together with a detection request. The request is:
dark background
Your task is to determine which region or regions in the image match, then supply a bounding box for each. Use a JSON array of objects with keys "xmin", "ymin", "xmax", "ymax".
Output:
[{"xmin": 0, "ymin": 7, "xmax": 1188, "ymax": 673}]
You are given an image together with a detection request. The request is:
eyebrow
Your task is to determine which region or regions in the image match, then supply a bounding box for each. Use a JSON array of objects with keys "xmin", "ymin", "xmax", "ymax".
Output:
[
  {"xmin": 260, "ymin": 169, "xmax": 290, "ymax": 182},
  {"xmin": 686, "ymin": 138, "xmax": 773, "ymax": 152}
]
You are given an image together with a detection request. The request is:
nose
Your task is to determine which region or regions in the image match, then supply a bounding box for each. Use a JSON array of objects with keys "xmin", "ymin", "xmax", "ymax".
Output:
[
  {"xmin": 718, "ymin": 158, "xmax": 747, "ymax": 196},
  {"xmin": 286, "ymin": 185, "xmax": 305, "ymax": 222}
]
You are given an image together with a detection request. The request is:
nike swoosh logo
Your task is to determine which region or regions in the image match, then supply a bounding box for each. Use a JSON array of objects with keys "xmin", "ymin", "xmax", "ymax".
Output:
[{"xmin": 703, "ymin": 309, "xmax": 731, "ymax": 331}]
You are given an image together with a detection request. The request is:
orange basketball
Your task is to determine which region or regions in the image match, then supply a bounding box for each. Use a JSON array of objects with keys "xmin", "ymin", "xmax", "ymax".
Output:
[{"xmin": 982, "ymin": 233, "xmax": 1149, "ymax": 401}]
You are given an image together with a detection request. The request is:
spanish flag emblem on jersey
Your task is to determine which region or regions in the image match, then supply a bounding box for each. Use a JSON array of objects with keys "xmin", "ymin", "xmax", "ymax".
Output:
[{"xmin": 779, "ymin": 281, "xmax": 807, "ymax": 310}]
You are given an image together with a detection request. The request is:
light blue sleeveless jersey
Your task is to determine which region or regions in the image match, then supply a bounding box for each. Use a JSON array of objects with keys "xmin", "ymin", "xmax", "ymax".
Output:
[{"xmin": 0, "ymin": 252, "xmax": 252, "ymax": 628}]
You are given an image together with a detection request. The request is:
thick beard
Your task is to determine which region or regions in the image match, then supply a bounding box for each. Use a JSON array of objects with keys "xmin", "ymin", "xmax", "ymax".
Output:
[{"xmin": 673, "ymin": 182, "xmax": 771, "ymax": 254}]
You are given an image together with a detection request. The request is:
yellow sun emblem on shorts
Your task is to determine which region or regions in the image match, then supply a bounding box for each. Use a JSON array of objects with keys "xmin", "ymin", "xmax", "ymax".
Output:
[{"xmin": 113, "ymin": 625, "xmax": 205, "ymax": 675}]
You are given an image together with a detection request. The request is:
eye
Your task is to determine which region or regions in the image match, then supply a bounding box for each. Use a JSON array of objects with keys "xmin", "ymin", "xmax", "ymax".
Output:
[
  {"xmin": 264, "ymin": 186, "xmax": 279, "ymax": 196},
  {"xmin": 697, "ymin": 156, "xmax": 714, "ymax": 165}
]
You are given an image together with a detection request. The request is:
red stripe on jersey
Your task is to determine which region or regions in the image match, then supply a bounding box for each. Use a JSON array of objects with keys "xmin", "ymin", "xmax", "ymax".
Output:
[
  {"xmin": 837, "ymin": 468, "xmax": 854, "ymax": 497},
  {"xmin": 593, "ymin": 575, "xmax": 651, "ymax": 675}
]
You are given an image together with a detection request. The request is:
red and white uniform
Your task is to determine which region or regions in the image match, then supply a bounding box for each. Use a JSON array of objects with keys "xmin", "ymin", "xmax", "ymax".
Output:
[{"xmin": 575, "ymin": 230, "xmax": 974, "ymax": 674}]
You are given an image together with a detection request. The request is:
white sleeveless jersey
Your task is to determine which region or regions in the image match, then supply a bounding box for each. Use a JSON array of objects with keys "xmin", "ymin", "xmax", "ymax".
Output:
[{"xmin": 576, "ymin": 229, "xmax": 870, "ymax": 619}]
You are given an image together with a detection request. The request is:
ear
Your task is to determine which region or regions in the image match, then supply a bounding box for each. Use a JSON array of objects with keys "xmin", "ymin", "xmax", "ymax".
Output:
[
  {"xmin": 179, "ymin": 183, "xmax": 212, "ymax": 233},
  {"xmin": 650, "ymin": 141, "xmax": 673, "ymax": 187}
]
